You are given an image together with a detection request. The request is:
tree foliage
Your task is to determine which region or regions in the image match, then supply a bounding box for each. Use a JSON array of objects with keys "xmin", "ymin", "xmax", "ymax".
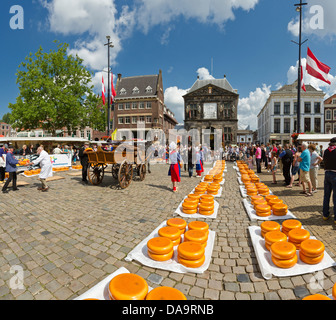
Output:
[{"xmin": 9, "ymin": 41, "xmax": 106, "ymax": 134}]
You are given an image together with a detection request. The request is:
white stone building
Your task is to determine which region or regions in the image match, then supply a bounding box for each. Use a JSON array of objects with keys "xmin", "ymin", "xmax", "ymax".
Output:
[{"xmin": 257, "ymin": 81, "xmax": 325, "ymax": 145}]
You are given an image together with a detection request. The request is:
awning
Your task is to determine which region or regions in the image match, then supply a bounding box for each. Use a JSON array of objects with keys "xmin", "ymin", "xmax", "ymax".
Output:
[{"xmin": 297, "ymin": 134, "xmax": 336, "ymax": 142}]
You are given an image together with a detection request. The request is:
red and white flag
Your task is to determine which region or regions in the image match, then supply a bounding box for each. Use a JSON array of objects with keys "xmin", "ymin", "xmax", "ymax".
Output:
[
  {"xmin": 301, "ymin": 65, "xmax": 306, "ymax": 92},
  {"xmin": 102, "ymin": 76, "xmax": 106, "ymax": 105},
  {"xmin": 111, "ymin": 72, "xmax": 116, "ymax": 104},
  {"xmin": 306, "ymin": 47, "xmax": 331, "ymax": 85}
]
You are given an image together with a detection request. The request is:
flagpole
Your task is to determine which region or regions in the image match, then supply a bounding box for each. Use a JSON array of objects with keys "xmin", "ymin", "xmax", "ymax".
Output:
[
  {"xmin": 293, "ymin": 1, "xmax": 308, "ymax": 135},
  {"xmin": 105, "ymin": 36, "xmax": 114, "ymax": 137}
]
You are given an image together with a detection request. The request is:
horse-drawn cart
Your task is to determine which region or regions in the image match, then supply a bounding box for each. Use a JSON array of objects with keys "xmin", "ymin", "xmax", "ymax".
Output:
[{"xmin": 85, "ymin": 140, "xmax": 148, "ymax": 189}]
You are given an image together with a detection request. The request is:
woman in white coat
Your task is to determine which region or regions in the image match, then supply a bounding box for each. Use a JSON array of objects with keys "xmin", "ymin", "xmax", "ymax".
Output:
[{"xmin": 29, "ymin": 145, "xmax": 53, "ymax": 192}]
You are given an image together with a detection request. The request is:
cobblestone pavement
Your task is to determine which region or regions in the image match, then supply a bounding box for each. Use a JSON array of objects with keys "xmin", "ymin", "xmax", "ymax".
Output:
[{"xmin": 0, "ymin": 161, "xmax": 335, "ymax": 300}]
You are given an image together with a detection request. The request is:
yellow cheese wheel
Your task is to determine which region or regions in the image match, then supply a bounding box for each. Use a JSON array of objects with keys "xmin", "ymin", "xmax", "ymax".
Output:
[
  {"xmin": 167, "ymin": 218, "xmax": 187, "ymax": 230},
  {"xmin": 188, "ymin": 221, "xmax": 209, "ymax": 233},
  {"xmin": 199, "ymin": 203, "xmax": 215, "ymax": 211},
  {"xmin": 255, "ymin": 204, "xmax": 271, "ymax": 213},
  {"xmin": 270, "ymin": 241, "xmax": 297, "ymax": 260},
  {"xmin": 247, "ymin": 190, "xmax": 258, "ymax": 196},
  {"xmin": 204, "ymin": 175, "xmax": 213, "ymax": 182},
  {"xmin": 177, "ymin": 254, "xmax": 205, "ymax": 268},
  {"xmin": 147, "ymin": 237, "xmax": 174, "ymax": 255},
  {"xmin": 172, "ymin": 237, "xmax": 181, "ymax": 247},
  {"xmin": 199, "ymin": 209, "xmax": 215, "ymax": 216},
  {"xmin": 145, "ymin": 286, "xmax": 187, "ymax": 300},
  {"xmin": 183, "ymin": 198, "xmax": 199, "ymax": 206},
  {"xmin": 199, "ymin": 199, "xmax": 214, "ymax": 207},
  {"xmin": 207, "ymin": 189, "xmax": 218, "ymax": 195},
  {"xmin": 195, "ymin": 186, "xmax": 207, "ymax": 193},
  {"xmin": 332, "ymin": 282, "xmax": 336, "ymax": 300},
  {"xmin": 147, "ymin": 249, "xmax": 174, "ymax": 261},
  {"xmin": 282, "ymin": 219, "xmax": 302, "ymax": 232},
  {"xmin": 272, "ymin": 204, "xmax": 288, "ymax": 216},
  {"xmin": 260, "ymin": 221, "xmax": 281, "ymax": 237},
  {"xmin": 288, "ymin": 229, "xmax": 310, "ymax": 244},
  {"xmin": 271, "ymin": 254, "xmax": 298, "ymax": 269},
  {"xmin": 177, "ymin": 241, "xmax": 205, "ymax": 260},
  {"xmin": 108, "ymin": 273, "xmax": 148, "ymax": 300},
  {"xmin": 253, "ymin": 199, "xmax": 267, "ymax": 208},
  {"xmin": 269, "ymin": 199, "xmax": 283, "ymax": 207},
  {"xmin": 258, "ymin": 190, "xmax": 270, "ymax": 196},
  {"xmin": 250, "ymin": 195, "xmax": 264, "ymax": 203},
  {"xmin": 200, "ymin": 194, "xmax": 214, "ymax": 202},
  {"xmin": 158, "ymin": 226, "xmax": 181, "ymax": 241},
  {"xmin": 182, "ymin": 208, "xmax": 198, "ymax": 214},
  {"xmin": 302, "ymin": 294, "xmax": 332, "ymax": 300},
  {"xmin": 299, "ymin": 251, "xmax": 324, "ymax": 265},
  {"xmin": 182, "ymin": 202, "xmax": 198, "ymax": 210},
  {"xmin": 265, "ymin": 195, "xmax": 279, "ymax": 204},
  {"xmin": 264, "ymin": 231, "xmax": 287, "ymax": 247},
  {"xmin": 188, "ymin": 193, "xmax": 201, "ymax": 201},
  {"xmin": 300, "ymin": 239, "xmax": 325, "ymax": 258},
  {"xmin": 256, "ymin": 210, "xmax": 272, "ymax": 217},
  {"xmin": 184, "ymin": 230, "xmax": 208, "ymax": 244}
]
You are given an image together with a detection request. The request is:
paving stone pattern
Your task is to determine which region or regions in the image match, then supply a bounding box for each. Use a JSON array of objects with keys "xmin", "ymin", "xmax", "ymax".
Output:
[{"xmin": 0, "ymin": 161, "xmax": 335, "ymax": 300}]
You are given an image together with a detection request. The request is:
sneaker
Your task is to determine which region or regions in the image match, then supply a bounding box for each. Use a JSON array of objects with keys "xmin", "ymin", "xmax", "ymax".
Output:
[
  {"xmin": 323, "ymin": 215, "xmax": 330, "ymax": 221},
  {"xmin": 312, "ymin": 189, "xmax": 317, "ymax": 193}
]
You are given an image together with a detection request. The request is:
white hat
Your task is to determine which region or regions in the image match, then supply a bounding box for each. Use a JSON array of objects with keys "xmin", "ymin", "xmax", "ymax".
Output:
[{"xmin": 169, "ymin": 142, "xmax": 177, "ymax": 150}]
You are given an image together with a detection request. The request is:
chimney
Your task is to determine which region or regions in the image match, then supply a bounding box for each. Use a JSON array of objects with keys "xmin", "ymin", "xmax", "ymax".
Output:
[
  {"xmin": 117, "ymin": 73, "xmax": 122, "ymax": 81},
  {"xmin": 224, "ymin": 75, "xmax": 226, "ymax": 78}
]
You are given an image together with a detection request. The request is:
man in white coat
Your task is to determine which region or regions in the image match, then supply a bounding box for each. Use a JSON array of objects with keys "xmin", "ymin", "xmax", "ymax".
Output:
[{"xmin": 29, "ymin": 145, "xmax": 53, "ymax": 192}]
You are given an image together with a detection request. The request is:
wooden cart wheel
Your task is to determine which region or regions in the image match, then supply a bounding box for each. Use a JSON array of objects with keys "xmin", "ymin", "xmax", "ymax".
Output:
[
  {"xmin": 139, "ymin": 163, "xmax": 146, "ymax": 181},
  {"xmin": 118, "ymin": 160, "xmax": 133, "ymax": 189},
  {"xmin": 111, "ymin": 164, "xmax": 119, "ymax": 179},
  {"xmin": 87, "ymin": 164, "xmax": 104, "ymax": 185}
]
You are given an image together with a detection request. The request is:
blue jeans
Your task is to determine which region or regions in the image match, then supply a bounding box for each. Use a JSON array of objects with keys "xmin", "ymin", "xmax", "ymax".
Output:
[{"xmin": 322, "ymin": 171, "xmax": 336, "ymax": 220}]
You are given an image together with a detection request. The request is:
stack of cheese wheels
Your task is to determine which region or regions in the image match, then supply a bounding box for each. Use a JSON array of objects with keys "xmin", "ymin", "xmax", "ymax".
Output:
[
  {"xmin": 272, "ymin": 204, "xmax": 288, "ymax": 216},
  {"xmin": 250, "ymin": 195, "xmax": 264, "ymax": 207},
  {"xmin": 264, "ymin": 230, "xmax": 287, "ymax": 251},
  {"xmin": 281, "ymin": 219, "xmax": 302, "ymax": 236},
  {"xmin": 207, "ymin": 183, "xmax": 219, "ymax": 196},
  {"xmin": 241, "ymin": 174, "xmax": 251, "ymax": 183},
  {"xmin": 204, "ymin": 175, "xmax": 213, "ymax": 182},
  {"xmin": 146, "ymin": 286, "xmax": 187, "ymax": 300},
  {"xmin": 260, "ymin": 221, "xmax": 281, "ymax": 238},
  {"xmin": 213, "ymin": 173, "xmax": 223, "ymax": 184},
  {"xmin": 255, "ymin": 204, "xmax": 272, "ymax": 217},
  {"xmin": 167, "ymin": 218, "xmax": 187, "ymax": 236},
  {"xmin": 187, "ymin": 193, "xmax": 201, "ymax": 202},
  {"xmin": 302, "ymin": 294, "xmax": 332, "ymax": 300},
  {"xmin": 188, "ymin": 221, "xmax": 209, "ymax": 237},
  {"xmin": 194, "ymin": 184, "xmax": 207, "ymax": 195},
  {"xmin": 181, "ymin": 197, "xmax": 198, "ymax": 214},
  {"xmin": 177, "ymin": 241, "xmax": 206, "ymax": 268},
  {"xmin": 199, "ymin": 195, "xmax": 215, "ymax": 216},
  {"xmin": 270, "ymin": 241, "xmax": 298, "ymax": 268},
  {"xmin": 251, "ymin": 175, "xmax": 260, "ymax": 184},
  {"xmin": 269, "ymin": 198, "xmax": 283, "ymax": 208},
  {"xmin": 288, "ymin": 228, "xmax": 310, "ymax": 249},
  {"xmin": 108, "ymin": 273, "xmax": 149, "ymax": 300},
  {"xmin": 299, "ymin": 239, "xmax": 325, "ymax": 265},
  {"xmin": 158, "ymin": 226, "xmax": 182, "ymax": 246},
  {"xmin": 184, "ymin": 229, "xmax": 208, "ymax": 249},
  {"xmin": 253, "ymin": 199, "xmax": 268, "ymax": 210},
  {"xmin": 147, "ymin": 237, "xmax": 174, "ymax": 261},
  {"xmin": 246, "ymin": 186, "xmax": 258, "ymax": 196},
  {"xmin": 258, "ymin": 186, "xmax": 270, "ymax": 196},
  {"xmin": 265, "ymin": 195, "xmax": 279, "ymax": 206}
]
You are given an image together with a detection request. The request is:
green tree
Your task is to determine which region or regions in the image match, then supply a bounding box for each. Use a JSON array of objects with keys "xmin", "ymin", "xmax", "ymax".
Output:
[
  {"xmin": 9, "ymin": 41, "xmax": 106, "ymax": 135},
  {"xmin": 1, "ymin": 112, "xmax": 12, "ymax": 124}
]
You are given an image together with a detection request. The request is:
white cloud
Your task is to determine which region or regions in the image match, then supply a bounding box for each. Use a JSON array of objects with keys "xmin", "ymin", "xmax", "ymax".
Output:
[
  {"xmin": 238, "ymin": 84, "xmax": 272, "ymax": 130},
  {"xmin": 135, "ymin": 0, "xmax": 260, "ymax": 33},
  {"xmin": 164, "ymin": 86, "xmax": 189, "ymax": 123},
  {"xmin": 288, "ymin": 0, "xmax": 336, "ymax": 38},
  {"xmin": 196, "ymin": 67, "xmax": 215, "ymax": 80}
]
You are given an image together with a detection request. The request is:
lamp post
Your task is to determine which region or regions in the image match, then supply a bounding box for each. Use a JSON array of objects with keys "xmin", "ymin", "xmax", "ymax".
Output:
[
  {"xmin": 104, "ymin": 36, "xmax": 114, "ymax": 137},
  {"xmin": 293, "ymin": 1, "xmax": 308, "ymax": 134}
]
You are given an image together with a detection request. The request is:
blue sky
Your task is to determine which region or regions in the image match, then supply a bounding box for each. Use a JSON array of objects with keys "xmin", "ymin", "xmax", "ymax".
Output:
[{"xmin": 1, "ymin": 0, "xmax": 336, "ymax": 130}]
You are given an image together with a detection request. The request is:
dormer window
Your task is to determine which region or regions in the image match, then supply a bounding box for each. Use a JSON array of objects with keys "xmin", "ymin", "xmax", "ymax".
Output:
[
  {"xmin": 132, "ymin": 87, "xmax": 140, "ymax": 94},
  {"xmin": 146, "ymin": 86, "xmax": 153, "ymax": 93},
  {"xmin": 120, "ymin": 88, "xmax": 127, "ymax": 95}
]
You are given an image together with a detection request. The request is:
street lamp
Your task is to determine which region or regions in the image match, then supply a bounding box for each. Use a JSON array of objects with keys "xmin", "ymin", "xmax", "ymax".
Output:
[
  {"xmin": 104, "ymin": 36, "xmax": 114, "ymax": 137},
  {"xmin": 292, "ymin": 1, "xmax": 308, "ymax": 135}
]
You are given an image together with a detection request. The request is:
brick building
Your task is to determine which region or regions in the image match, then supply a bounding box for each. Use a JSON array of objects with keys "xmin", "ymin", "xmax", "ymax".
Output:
[
  {"xmin": 324, "ymin": 94, "xmax": 336, "ymax": 134},
  {"xmin": 113, "ymin": 70, "xmax": 178, "ymax": 140}
]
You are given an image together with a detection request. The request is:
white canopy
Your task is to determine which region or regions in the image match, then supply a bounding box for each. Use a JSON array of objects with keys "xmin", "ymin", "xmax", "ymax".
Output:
[{"xmin": 297, "ymin": 134, "xmax": 336, "ymax": 142}]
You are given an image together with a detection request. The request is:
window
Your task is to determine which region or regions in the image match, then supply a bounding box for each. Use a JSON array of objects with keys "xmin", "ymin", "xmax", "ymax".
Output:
[
  {"xmin": 304, "ymin": 118, "xmax": 311, "ymax": 132},
  {"xmin": 334, "ymin": 123, "xmax": 336, "ymax": 134},
  {"xmin": 145, "ymin": 86, "xmax": 153, "ymax": 93},
  {"xmin": 314, "ymin": 118, "xmax": 321, "ymax": 133},
  {"xmin": 326, "ymin": 110, "xmax": 332, "ymax": 120},
  {"xmin": 81, "ymin": 130, "xmax": 84, "ymax": 138},
  {"xmin": 118, "ymin": 117, "xmax": 124, "ymax": 124},
  {"xmin": 284, "ymin": 118, "xmax": 291, "ymax": 133},
  {"xmin": 314, "ymin": 102, "xmax": 321, "ymax": 114},
  {"xmin": 132, "ymin": 116, "xmax": 137, "ymax": 124},
  {"xmin": 125, "ymin": 103, "xmax": 130, "ymax": 110},
  {"xmin": 274, "ymin": 119, "xmax": 280, "ymax": 133},
  {"xmin": 120, "ymin": 88, "xmax": 126, "ymax": 95},
  {"xmin": 274, "ymin": 102, "xmax": 280, "ymax": 115},
  {"xmin": 132, "ymin": 103, "xmax": 137, "ymax": 109},
  {"xmin": 125, "ymin": 117, "xmax": 131, "ymax": 124},
  {"xmin": 139, "ymin": 102, "xmax": 145, "ymax": 109},
  {"xmin": 132, "ymin": 87, "xmax": 139, "ymax": 94},
  {"xmin": 294, "ymin": 102, "xmax": 298, "ymax": 114},
  {"xmin": 139, "ymin": 116, "xmax": 145, "ymax": 122},
  {"xmin": 146, "ymin": 116, "xmax": 152, "ymax": 123},
  {"xmin": 118, "ymin": 104, "xmax": 124, "ymax": 110},
  {"xmin": 332, "ymin": 99, "xmax": 336, "ymax": 104},
  {"xmin": 334, "ymin": 110, "xmax": 336, "ymax": 120},
  {"xmin": 326, "ymin": 123, "xmax": 332, "ymax": 134},
  {"xmin": 284, "ymin": 102, "xmax": 290, "ymax": 115},
  {"xmin": 146, "ymin": 102, "xmax": 152, "ymax": 109},
  {"xmin": 304, "ymin": 102, "xmax": 311, "ymax": 114}
]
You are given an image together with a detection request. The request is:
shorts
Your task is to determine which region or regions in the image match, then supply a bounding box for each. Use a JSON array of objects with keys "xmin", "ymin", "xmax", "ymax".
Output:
[
  {"xmin": 292, "ymin": 166, "xmax": 300, "ymax": 176},
  {"xmin": 300, "ymin": 169, "xmax": 311, "ymax": 183},
  {"xmin": 271, "ymin": 166, "xmax": 277, "ymax": 173}
]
